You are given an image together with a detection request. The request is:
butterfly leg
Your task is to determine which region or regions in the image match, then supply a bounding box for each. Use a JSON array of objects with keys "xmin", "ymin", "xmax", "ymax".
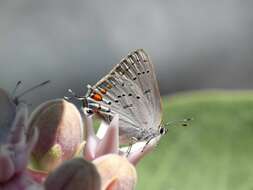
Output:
[
  {"xmin": 126, "ymin": 137, "xmax": 138, "ymax": 157},
  {"xmin": 141, "ymin": 137, "xmax": 154, "ymax": 153},
  {"xmin": 64, "ymin": 89, "xmax": 86, "ymax": 101}
]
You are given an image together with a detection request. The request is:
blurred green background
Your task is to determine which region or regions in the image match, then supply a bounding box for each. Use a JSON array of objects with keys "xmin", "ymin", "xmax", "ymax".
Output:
[{"xmin": 137, "ymin": 91, "xmax": 253, "ymax": 190}]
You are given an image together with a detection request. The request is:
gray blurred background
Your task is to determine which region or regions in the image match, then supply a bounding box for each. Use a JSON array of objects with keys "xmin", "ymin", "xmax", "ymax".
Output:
[{"xmin": 1, "ymin": 0, "xmax": 253, "ymax": 107}]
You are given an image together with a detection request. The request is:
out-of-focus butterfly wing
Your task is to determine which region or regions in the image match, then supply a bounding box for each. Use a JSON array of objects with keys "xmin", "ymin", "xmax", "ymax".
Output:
[{"xmin": 85, "ymin": 49, "xmax": 162, "ymax": 141}]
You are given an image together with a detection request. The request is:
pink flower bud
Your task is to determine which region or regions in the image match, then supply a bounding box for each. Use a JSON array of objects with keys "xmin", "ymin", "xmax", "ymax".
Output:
[
  {"xmin": 28, "ymin": 99, "xmax": 84, "ymax": 172},
  {"xmin": 45, "ymin": 158, "xmax": 101, "ymax": 190},
  {"xmin": 0, "ymin": 151, "xmax": 15, "ymax": 182},
  {"xmin": 93, "ymin": 154, "xmax": 137, "ymax": 190}
]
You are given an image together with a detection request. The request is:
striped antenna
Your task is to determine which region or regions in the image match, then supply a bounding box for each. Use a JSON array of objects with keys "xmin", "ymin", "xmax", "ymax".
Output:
[{"xmin": 164, "ymin": 118, "xmax": 193, "ymax": 127}]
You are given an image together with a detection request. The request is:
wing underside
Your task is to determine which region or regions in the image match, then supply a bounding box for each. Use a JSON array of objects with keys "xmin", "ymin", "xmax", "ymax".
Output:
[{"xmin": 85, "ymin": 49, "xmax": 162, "ymax": 140}]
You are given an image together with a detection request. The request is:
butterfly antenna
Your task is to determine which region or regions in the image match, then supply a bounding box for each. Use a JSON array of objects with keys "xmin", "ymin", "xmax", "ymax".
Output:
[
  {"xmin": 15, "ymin": 80, "xmax": 50, "ymax": 100},
  {"xmin": 164, "ymin": 118, "xmax": 193, "ymax": 128},
  {"xmin": 11, "ymin": 81, "xmax": 22, "ymax": 97}
]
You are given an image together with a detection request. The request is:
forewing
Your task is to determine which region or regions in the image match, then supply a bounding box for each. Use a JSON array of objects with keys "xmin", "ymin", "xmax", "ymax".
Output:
[{"xmin": 85, "ymin": 49, "xmax": 162, "ymax": 138}]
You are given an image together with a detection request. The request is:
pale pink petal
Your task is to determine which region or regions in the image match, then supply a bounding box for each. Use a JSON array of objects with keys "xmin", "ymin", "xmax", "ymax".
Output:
[
  {"xmin": 121, "ymin": 136, "xmax": 161, "ymax": 165},
  {"xmin": 2, "ymin": 103, "xmax": 33, "ymax": 173},
  {"xmin": 11, "ymin": 128, "xmax": 38, "ymax": 173},
  {"xmin": 83, "ymin": 114, "xmax": 98, "ymax": 141},
  {"xmin": 96, "ymin": 115, "xmax": 119, "ymax": 157},
  {"xmin": 8, "ymin": 103, "xmax": 27, "ymax": 144},
  {"xmin": 84, "ymin": 136, "xmax": 98, "ymax": 161},
  {"xmin": 96, "ymin": 121, "xmax": 109, "ymax": 139},
  {"xmin": 83, "ymin": 115, "xmax": 99, "ymax": 160}
]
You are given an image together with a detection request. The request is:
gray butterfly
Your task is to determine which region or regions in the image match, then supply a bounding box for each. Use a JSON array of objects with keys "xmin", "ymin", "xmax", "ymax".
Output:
[{"xmin": 67, "ymin": 49, "xmax": 192, "ymax": 153}]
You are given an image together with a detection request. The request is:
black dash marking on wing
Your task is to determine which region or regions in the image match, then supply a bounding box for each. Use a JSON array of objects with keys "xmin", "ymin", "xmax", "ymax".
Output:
[
  {"xmin": 144, "ymin": 89, "xmax": 151, "ymax": 94},
  {"xmin": 123, "ymin": 104, "xmax": 133, "ymax": 109}
]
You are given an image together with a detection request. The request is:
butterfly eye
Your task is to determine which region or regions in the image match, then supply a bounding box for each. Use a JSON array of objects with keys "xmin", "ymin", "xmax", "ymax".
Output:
[{"xmin": 159, "ymin": 127, "xmax": 167, "ymax": 135}]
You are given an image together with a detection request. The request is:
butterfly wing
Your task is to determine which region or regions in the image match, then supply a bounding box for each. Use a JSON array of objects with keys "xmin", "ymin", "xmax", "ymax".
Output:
[{"xmin": 85, "ymin": 49, "xmax": 162, "ymax": 142}]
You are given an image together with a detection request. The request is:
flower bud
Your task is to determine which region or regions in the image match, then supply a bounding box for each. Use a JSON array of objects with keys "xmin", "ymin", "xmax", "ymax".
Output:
[
  {"xmin": 45, "ymin": 158, "xmax": 101, "ymax": 190},
  {"xmin": 28, "ymin": 99, "xmax": 84, "ymax": 172},
  {"xmin": 0, "ymin": 151, "xmax": 15, "ymax": 182},
  {"xmin": 93, "ymin": 154, "xmax": 137, "ymax": 190}
]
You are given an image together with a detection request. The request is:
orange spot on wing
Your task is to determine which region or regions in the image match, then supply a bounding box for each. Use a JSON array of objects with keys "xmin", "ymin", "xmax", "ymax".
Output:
[{"xmin": 91, "ymin": 93, "xmax": 102, "ymax": 101}]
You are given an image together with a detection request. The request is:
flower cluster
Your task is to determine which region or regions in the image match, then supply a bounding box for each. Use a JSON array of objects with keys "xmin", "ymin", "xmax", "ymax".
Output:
[{"xmin": 0, "ymin": 87, "xmax": 160, "ymax": 190}]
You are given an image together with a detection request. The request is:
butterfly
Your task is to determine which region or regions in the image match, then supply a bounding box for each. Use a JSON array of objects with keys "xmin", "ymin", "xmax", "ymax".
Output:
[{"xmin": 67, "ymin": 49, "xmax": 190, "ymax": 152}]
